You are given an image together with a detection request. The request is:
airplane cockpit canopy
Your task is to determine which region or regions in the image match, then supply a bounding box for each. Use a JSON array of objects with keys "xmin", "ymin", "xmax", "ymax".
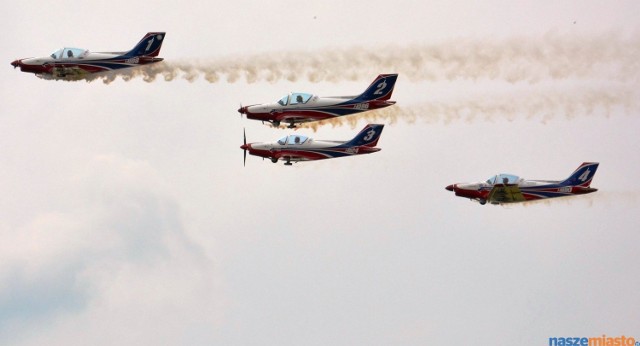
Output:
[
  {"xmin": 277, "ymin": 134, "xmax": 309, "ymax": 145},
  {"xmin": 50, "ymin": 48, "xmax": 88, "ymax": 60},
  {"xmin": 486, "ymin": 174, "xmax": 520, "ymax": 185},
  {"xmin": 277, "ymin": 93, "xmax": 313, "ymax": 106},
  {"xmin": 277, "ymin": 95, "xmax": 289, "ymax": 106}
]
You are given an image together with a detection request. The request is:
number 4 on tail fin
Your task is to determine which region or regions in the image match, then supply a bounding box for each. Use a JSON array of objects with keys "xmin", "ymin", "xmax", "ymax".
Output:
[{"xmin": 562, "ymin": 162, "xmax": 600, "ymax": 187}]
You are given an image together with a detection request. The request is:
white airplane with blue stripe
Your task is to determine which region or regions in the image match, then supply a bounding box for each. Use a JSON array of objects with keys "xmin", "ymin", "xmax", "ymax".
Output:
[
  {"xmin": 11, "ymin": 32, "xmax": 165, "ymax": 80},
  {"xmin": 445, "ymin": 162, "xmax": 600, "ymax": 205},
  {"xmin": 241, "ymin": 124, "xmax": 384, "ymax": 166},
  {"xmin": 238, "ymin": 74, "xmax": 397, "ymax": 128}
]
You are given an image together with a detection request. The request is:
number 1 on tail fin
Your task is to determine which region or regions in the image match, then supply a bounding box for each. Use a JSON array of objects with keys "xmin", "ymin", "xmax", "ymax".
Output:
[{"xmin": 127, "ymin": 32, "xmax": 166, "ymax": 57}]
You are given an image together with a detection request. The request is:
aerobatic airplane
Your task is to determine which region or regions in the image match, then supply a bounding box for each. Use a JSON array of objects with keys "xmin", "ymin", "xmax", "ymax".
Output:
[
  {"xmin": 10, "ymin": 32, "xmax": 165, "ymax": 80},
  {"xmin": 445, "ymin": 162, "xmax": 599, "ymax": 205},
  {"xmin": 237, "ymin": 74, "xmax": 398, "ymax": 128},
  {"xmin": 240, "ymin": 124, "xmax": 384, "ymax": 166}
]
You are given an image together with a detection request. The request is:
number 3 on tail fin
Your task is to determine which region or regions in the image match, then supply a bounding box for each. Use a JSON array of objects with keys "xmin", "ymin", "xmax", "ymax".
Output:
[{"xmin": 364, "ymin": 129, "xmax": 376, "ymax": 141}]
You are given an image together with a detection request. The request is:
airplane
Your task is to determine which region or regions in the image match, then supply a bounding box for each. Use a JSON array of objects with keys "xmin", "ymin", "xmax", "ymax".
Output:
[
  {"xmin": 237, "ymin": 74, "xmax": 398, "ymax": 128},
  {"xmin": 10, "ymin": 32, "xmax": 165, "ymax": 80},
  {"xmin": 240, "ymin": 124, "xmax": 384, "ymax": 166},
  {"xmin": 445, "ymin": 162, "xmax": 599, "ymax": 205}
]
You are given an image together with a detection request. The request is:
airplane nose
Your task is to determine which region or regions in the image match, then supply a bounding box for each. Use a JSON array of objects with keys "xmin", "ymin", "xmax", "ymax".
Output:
[
  {"xmin": 445, "ymin": 184, "xmax": 454, "ymax": 191},
  {"xmin": 11, "ymin": 59, "xmax": 20, "ymax": 68},
  {"xmin": 237, "ymin": 106, "xmax": 246, "ymax": 114},
  {"xmin": 240, "ymin": 144, "xmax": 248, "ymax": 150}
]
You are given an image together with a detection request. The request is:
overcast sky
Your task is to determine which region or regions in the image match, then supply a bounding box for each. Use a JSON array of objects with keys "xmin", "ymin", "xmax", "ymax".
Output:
[{"xmin": 1, "ymin": 1, "xmax": 639, "ymax": 345}]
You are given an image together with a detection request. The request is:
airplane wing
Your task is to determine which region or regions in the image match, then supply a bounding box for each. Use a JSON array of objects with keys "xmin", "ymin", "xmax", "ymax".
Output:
[
  {"xmin": 487, "ymin": 185, "xmax": 526, "ymax": 204},
  {"xmin": 276, "ymin": 113, "xmax": 332, "ymax": 125},
  {"xmin": 273, "ymin": 148, "xmax": 356, "ymax": 162},
  {"xmin": 48, "ymin": 65, "xmax": 92, "ymax": 80},
  {"xmin": 273, "ymin": 150, "xmax": 318, "ymax": 162}
]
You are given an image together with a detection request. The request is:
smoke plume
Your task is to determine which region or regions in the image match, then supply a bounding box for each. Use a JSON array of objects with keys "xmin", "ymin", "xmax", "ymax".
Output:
[
  {"xmin": 297, "ymin": 85, "xmax": 640, "ymax": 131},
  {"xmin": 515, "ymin": 190, "xmax": 640, "ymax": 208},
  {"xmin": 88, "ymin": 32, "xmax": 640, "ymax": 84}
]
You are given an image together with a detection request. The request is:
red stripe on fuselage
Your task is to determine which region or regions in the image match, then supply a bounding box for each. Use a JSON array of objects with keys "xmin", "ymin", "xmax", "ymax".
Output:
[{"xmin": 245, "ymin": 101, "xmax": 396, "ymax": 123}]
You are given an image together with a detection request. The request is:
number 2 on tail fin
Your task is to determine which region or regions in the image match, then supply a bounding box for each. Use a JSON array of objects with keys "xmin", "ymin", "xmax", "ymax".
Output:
[{"xmin": 373, "ymin": 80, "xmax": 387, "ymax": 95}]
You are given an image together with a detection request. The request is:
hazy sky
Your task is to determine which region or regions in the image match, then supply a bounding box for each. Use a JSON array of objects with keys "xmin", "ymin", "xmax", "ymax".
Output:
[{"xmin": 2, "ymin": 1, "xmax": 639, "ymax": 345}]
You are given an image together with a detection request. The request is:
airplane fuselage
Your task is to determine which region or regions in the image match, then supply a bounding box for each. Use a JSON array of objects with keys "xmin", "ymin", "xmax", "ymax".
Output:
[
  {"xmin": 240, "ymin": 124, "xmax": 385, "ymax": 165},
  {"xmin": 237, "ymin": 74, "xmax": 398, "ymax": 127},
  {"xmin": 243, "ymin": 139, "xmax": 381, "ymax": 163},
  {"xmin": 446, "ymin": 180, "xmax": 598, "ymax": 205},
  {"xmin": 11, "ymin": 52, "xmax": 163, "ymax": 80},
  {"xmin": 445, "ymin": 163, "xmax": 600, "ymax": 205},
  {"xmin": 11, "ymin": 32, "xmax": 165, "ymax": 81},
  {"xmin": 241, "ymin": 97, "xmax": 395, "ymax": 126}
]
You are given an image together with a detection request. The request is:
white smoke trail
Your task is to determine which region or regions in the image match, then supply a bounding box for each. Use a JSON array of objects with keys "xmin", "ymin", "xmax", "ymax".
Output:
[
  {"xmin": 297, "ymin": 84, "xmax": 640, "ymax": 131},
  {"xmin": 512, "ymin": 190, "xmax": 640, "ymax": 208},
  {"xmin": 87, "ymin": 32, "xmax": 640, "ymax": 84},
  {"xmin": 504, "ymin": 195, "xmax": 595, "ymax": 208}
]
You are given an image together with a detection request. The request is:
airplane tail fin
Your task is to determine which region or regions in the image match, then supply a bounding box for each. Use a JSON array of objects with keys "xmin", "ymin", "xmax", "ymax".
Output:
[
  {"xmin": 560, "ymin": 162, "xmax": 599, "ymax": 187},
  {"xmin": 353, "ymin": 74, "xmax": 398, "ymax": 102},
  {"xmin": 344, "ymin": 124, "xmax": 385, "ymax": 147},
  {"xmin": 126, "ymin": 32, "xmax": 166, "ymax": 57}
]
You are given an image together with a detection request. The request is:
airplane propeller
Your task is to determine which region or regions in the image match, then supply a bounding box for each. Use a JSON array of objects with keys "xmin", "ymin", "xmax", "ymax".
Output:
[
  {"xmin": 242, "ymin": 128, "xmax": 247, "ymax": 167},
  {"xmin": 237, "ymin": 103, "xmax": 245, "ymax": 118}
]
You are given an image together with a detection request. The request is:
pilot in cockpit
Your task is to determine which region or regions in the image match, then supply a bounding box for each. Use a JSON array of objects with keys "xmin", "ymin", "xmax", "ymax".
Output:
[{"xmin": 67, "ymin": 50, "xmax": 73, "ymax": 58}]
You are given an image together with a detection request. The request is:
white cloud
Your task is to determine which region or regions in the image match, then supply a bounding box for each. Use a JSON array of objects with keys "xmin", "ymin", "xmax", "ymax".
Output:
[{"xmin": 0, "ymin": 155, "xmax": 222, "ymax": 345}]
